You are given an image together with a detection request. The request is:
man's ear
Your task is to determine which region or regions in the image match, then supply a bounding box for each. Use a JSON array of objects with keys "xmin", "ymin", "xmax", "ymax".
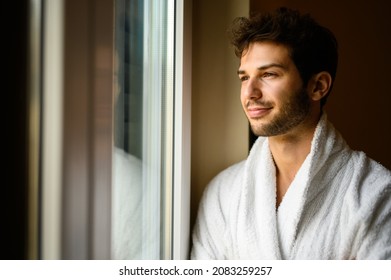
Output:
[{"xmin": 308, "ymin": 72, "xmax": 332, "ymax": 101}]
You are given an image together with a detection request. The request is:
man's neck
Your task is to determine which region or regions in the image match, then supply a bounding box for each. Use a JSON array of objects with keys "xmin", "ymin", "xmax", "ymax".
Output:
[{"xmin": 269, "ymin": 113, "xmax": 320, "ymax": 207}]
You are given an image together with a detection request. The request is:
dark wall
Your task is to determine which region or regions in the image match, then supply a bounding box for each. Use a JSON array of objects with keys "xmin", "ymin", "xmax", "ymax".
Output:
[{"xmin": 250, "ymin": 0, "xmax": 391, "ymax": 170}]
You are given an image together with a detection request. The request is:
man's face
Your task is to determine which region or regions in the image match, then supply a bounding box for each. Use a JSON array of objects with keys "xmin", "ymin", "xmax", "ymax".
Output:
[{"xmin": 238, "ymin": 41, "xmax": 311, "ymax": 137}]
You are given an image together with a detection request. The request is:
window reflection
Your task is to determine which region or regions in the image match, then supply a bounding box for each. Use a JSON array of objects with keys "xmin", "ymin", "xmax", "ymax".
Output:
[
  {"xmin": 111, "ymin": 0, "xmax": 173, "ymax": 260},
  {"xmin": 112, "ymin": 0, "xmax": 144, "ymax": 260}
]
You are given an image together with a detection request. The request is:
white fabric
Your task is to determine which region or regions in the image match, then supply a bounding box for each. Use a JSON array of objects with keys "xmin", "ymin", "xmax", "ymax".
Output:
[
  {"xmin": 191, "ymin": 114, "xmax": 391, "ymax": 259},
  {"xmin": 112, "ymin": 148, "xmax": 143, "ymax": 259}
]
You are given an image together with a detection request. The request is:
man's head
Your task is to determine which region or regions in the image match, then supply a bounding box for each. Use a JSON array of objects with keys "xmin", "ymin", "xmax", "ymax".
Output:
[{"xmin": 231, "ymin": 7, "xmax": 338, "ymax": 107}]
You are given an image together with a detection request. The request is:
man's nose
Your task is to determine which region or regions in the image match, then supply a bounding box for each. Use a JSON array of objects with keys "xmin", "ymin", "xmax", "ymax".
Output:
[{"xmin": 244, "ymin": 78, "xmax": 262, "ymax": 99}]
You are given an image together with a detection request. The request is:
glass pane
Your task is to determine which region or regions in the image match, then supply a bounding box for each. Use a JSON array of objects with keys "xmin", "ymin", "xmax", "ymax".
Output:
[{"xmin": 111, "ymin": 0, "xmax": 174, "ymax": 260}]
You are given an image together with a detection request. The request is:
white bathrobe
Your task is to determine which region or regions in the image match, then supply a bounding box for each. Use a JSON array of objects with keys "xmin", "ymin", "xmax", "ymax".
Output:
[{"xmin": 191, "ymin": 114, "xmax": 391, "ymax": 259}]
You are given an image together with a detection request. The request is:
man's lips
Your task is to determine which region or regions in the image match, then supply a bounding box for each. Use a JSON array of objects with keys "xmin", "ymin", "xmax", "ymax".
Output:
[{"xmin": 246, "ymin": 106, "xmax": 272, "ymax": 118}]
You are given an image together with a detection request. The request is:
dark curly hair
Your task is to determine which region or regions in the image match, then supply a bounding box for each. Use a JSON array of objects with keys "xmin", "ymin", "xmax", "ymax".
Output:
[{"xmin": 230, "ymin": 7, "xmax": 338, "ymax": 106}]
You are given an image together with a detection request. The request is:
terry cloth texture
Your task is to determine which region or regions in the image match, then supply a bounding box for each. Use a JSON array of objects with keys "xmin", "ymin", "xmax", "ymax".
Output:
[{"xmin": 191, "ymin": 114, "xmax": 391, "ymax": 259}]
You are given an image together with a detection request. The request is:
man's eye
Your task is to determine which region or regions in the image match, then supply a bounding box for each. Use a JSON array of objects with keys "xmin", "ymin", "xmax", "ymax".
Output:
[
  {"xmin": 262, "ymin": 72, "xmax": 276, "ymax": 78},
  {"xmin": 239, "ymin": 76, "xmax": 248, "ymax": 82}
]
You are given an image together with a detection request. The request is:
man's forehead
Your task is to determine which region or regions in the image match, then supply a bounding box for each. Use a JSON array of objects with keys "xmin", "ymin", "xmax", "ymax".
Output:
[{"xmin": 238, "ymin": 42, "xmax": 292, "ymax": 70}]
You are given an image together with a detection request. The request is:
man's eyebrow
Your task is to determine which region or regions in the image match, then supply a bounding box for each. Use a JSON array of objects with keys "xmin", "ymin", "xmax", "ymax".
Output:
[{"xmin": 237, "ymin": 63, "xmax": 286, "ymax": 75}]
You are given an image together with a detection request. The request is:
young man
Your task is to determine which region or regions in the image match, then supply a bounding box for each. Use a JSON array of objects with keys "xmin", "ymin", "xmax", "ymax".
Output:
[{"xmin": 191, "ymin": 7, "xmax": 391, "ymax": 260}]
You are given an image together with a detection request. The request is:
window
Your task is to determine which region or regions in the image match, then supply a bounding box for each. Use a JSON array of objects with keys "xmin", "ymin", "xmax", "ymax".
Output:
[
  {"xmin": 112, "ymin": 0, "xmax": 191, "ymax": 259},
  {"xmin": 39, "ymin": 0, "xmax": 191, "ymax": 260}
]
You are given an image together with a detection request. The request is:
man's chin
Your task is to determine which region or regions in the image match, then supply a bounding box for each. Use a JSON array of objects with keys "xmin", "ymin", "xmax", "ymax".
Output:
[{"xmin": 250, "ymin": 121, "xmax": 285, "ymax": 137}]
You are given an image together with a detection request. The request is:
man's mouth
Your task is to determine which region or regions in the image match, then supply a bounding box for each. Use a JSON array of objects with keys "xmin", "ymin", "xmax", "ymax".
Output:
[{"xmin": 247, "ymin": 106, "xmax": 272, "ymax": 118}]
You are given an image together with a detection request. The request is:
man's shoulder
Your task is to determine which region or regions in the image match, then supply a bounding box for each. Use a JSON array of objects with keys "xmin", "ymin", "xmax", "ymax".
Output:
[
  {"xmin": 350, "ymin": 151, "xmax": 391, "ymax": 186},
  {"xmin": 339, "ymin": 152, "xmax": 391, "ymax": 259},
  {"xmin": 342, "ymin": 150, "xmax": 391, "ymax": 213},
  {"xmin": 202, "ymin": 160, "xmax": 247, "ymax": 201},
  {"xmin": 210, "ymin": 160, "xmax": 247, "ymax": 187}
]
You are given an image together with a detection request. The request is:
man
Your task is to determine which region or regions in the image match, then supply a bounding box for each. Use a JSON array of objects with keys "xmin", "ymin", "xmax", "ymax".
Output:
[{"xmin": 191, "ymin": 7, "xmax": 391, "ymax": 259}]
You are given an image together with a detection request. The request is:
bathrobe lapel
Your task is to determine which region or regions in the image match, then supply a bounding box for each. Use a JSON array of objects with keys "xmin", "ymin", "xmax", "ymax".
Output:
[
  {"xmin": 237, "ymin": 114, "xmax": 335, "ymax": 259},
  {"xmin": 237, "ymin": 137, "xmax": 281, "ymax": 259},
  {"xmin": 277, "ymin": 152, "xmax": 312, "ymax": 258}
]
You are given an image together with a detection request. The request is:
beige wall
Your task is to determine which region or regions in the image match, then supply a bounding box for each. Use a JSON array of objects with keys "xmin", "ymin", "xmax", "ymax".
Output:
[
  {"xmin": 250, "ymin": 0, "xmax": 391, "ymax": 171},
  {"xmin": 191, "ymin": 0, "xmax": 250, "ymax": 225}
]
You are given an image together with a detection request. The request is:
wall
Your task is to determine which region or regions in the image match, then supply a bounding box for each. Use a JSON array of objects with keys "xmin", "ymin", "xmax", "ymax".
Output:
[
  {"xmin": 191, "ymin": 0, "xmax": 250, "ymax": 225},
  {"xmin": 250, "ymin": 0, "xmax": 391, "ymax": 170}
]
